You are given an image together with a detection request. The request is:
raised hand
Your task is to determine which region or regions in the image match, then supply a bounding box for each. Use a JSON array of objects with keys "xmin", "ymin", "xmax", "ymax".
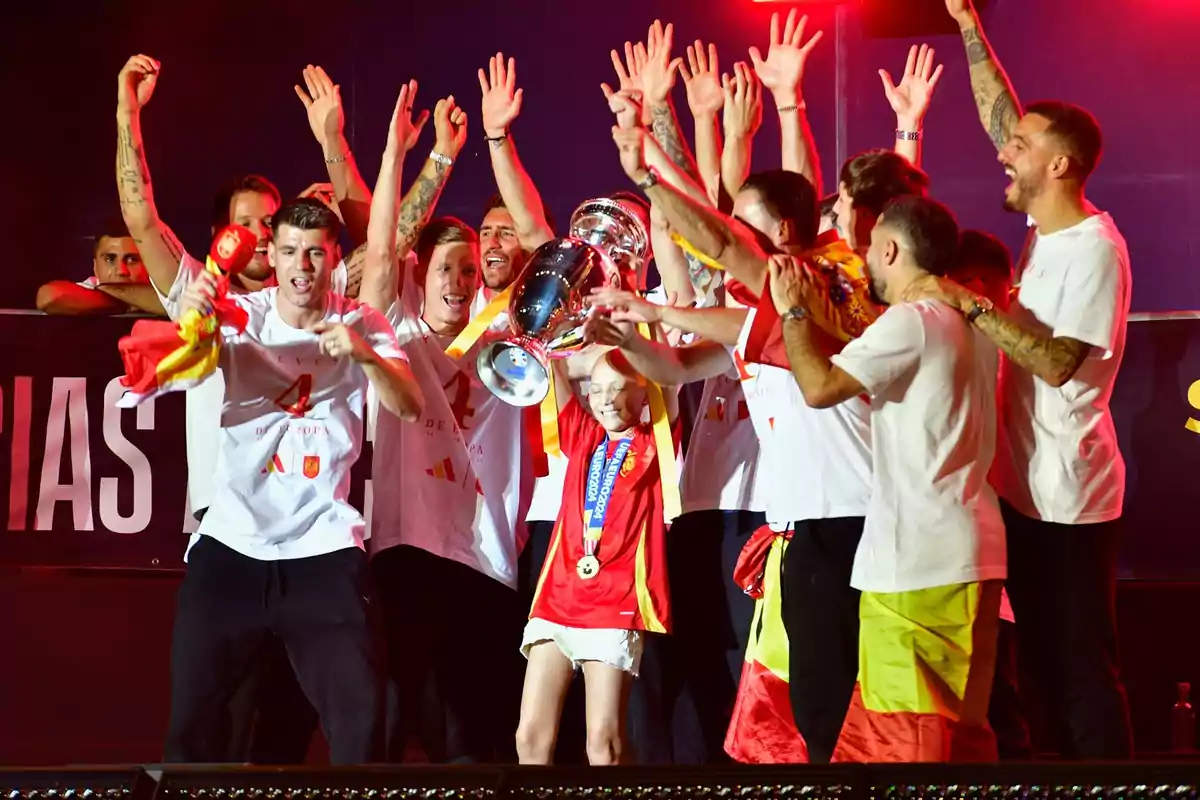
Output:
[
  {"xmin": 294, "ymin": 65, "xmax": 343, "ymax": 149},
  {"xmin": 117, "ymin": 55, "xmax": 160, "ymax": 114},
  {"xmin": 640, "ymin": 19, "xmax": 683, "ymax": 106},
  {"xmin": 944, "ymin": 0, "xmax": 974, "ymax": 24},
  {"xmin": 680, "ymin": 40, "xmax": 724, "ymax": 118},
  {"xmin": 387, "ymin": 79, "xmax": 430, "ymax": 153},
  {"xmin": 610, "ymin": 39, "xmax": 648, "ymax": 99},
  {"xmin": 612, "ymin": 125, "xmax": 648, "ymax": 181},
  {"xmin": 748, "ymin": 9, "xmax": 823, "ymax": 98},
  {"xmin": 432, "ymin": 95, "xmax": 468, "ymax": 159},
  {"xmin": 600, "ymin": 83, "xmax": 642, "ymax": 130},
  {"xmin": 478, "ymin": 52, "xmax": 524, "ymax": 139},
  {"xmin": 879, "ymin": 44, "xmax": 944, "ymax": 129},
  {"xmin": 722, "ymin": 62, "xmax": 763, "ymax": 139}
]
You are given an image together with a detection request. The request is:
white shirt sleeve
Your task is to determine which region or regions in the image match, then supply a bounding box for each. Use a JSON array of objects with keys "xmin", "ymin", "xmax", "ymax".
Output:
[
  {"xmin": 154, "ymin": 253, "xmax": 205, "ymax": 322},
  {"xmin": 831, "ymin": 303, "xmax": 924, "ymax": 398},
  {"xmin": 1050, "ymin": 239, "xmax": 1125, "ymax": 357}
]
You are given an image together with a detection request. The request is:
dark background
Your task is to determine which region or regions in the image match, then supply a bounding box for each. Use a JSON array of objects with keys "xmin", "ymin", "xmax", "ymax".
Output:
[
  {"xmin": 2, "ymin": 0, "xmax": 1197, "ymax": 310},
  {"xmin": 2, "ymin": 0, "xmax": 1200, "ymax": 768}
]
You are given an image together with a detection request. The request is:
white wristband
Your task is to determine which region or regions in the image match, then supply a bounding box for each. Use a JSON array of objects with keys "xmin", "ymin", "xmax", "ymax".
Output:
[{"xmin": 430, "ymin": 151, "xmax": 453, "ymax": 167}]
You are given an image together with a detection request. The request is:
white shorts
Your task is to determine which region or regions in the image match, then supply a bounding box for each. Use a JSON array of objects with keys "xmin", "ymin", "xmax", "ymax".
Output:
[{"xmin": 520, "ymin": 618, "xmax": 644, "ymax": 676}]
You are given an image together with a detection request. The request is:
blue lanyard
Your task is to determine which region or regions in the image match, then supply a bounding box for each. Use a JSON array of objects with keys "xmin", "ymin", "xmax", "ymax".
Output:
[{"xmin": 583, "ymin": 438, "xmax": 633, "ymax": 538}]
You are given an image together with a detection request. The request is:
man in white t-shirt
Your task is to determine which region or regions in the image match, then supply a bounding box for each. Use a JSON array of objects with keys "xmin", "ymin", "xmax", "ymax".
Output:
[
  {"xmin": 355, "ymin": 96, "xmax": 533, "ymax": 763},
  {"xmin": 772, "ymin": 196, "xmax": 1006, "ymax": 762},
  {"xmin": 909, "ymin": 0, "xmax": 1134, "ymax": 759},
  {"xmin": 161, "ymin": 199, "xmax": 422, "ymax": 765}
]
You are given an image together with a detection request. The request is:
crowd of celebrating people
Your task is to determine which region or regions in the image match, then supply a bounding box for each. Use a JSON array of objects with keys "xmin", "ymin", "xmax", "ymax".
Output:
[{"xmin": 58, "ymin": 0, "xmax": 1133, "ymax": 767}]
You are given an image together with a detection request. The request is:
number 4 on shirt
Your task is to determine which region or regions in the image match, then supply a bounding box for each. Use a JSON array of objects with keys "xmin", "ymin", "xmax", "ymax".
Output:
[{"xmin": 275, "ymin": 374, "xmax": 314, "ymax": 417}]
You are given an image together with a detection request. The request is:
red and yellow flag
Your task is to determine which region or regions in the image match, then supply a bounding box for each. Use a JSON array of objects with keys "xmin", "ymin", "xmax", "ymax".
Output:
[{"xmin": 116, "ymin": 226, "xmax": 257, "ymax": 408}]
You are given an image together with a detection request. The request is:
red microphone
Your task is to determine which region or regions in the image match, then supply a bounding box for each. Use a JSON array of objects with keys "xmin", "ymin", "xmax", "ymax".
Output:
[{"xmin": 207, "ymin": 224, "xmax": 258, "ymax": 276}]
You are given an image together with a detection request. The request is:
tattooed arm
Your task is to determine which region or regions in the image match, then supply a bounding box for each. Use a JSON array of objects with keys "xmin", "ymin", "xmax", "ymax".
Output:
[
  {"xmin": 649, "ymin": 102, "xmax": 703, "ymax": 187},
  {"xmin": 972, "ymin": 311, "xmax": 1089, "ymax": 387},
  {"xmin": 115, "ymin": 55, "xmax": 189, "ymax": 295},
  {"xmin": 948, "ymin": 0, "xmax": 1021, "ymax": 150},
  {"xmin": 395, "ymin": 96, "xmax": 467, "ymax": 260}
]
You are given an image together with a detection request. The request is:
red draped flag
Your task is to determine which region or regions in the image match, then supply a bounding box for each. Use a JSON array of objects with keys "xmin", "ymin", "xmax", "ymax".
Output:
[{"xmin": 116, "ymin": 225, "xmax": 257, "ymax": 408}]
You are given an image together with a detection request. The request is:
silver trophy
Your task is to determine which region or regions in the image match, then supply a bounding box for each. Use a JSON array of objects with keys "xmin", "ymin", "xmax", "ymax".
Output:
[
  {"xmin": 476, "ymin": 237, "xmax": 620, "ymax": 406},
  {"xmin": 568, "ymin": 196, "xmax": 651, "ymax": 275}
]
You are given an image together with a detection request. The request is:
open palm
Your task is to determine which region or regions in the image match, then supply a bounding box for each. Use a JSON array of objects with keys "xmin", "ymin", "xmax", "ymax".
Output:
[
  {"xmin": 680, "ymin": 40, "xmax": 723, "ymax": 117},
  {"xmin": 749, "ymin": 9, "xmax": 823, "ymax": 96},
  {"xmin": 478, "ymin": 51, "xmax": 524, "ymax": 138},
  {"xmin": 879, "ymin": 44, "xmax": 944, "ymax": 124}
]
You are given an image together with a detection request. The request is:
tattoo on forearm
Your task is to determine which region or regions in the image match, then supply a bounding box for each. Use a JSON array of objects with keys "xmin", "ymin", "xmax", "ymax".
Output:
[
  {"xmin": 987, "ymin": 92, "xmax": 1019, "ymax": 151},
  {"xmin": 396, "ymin": 159, "xmax": 449, "ymax": 250},
  {"xmin": 158, "ymin": 229, "xmax": 184, "ymax": 264},
  {"xmin": 960, "ymin": 22, "xmax": 1020, "ymax": 150},
  {"xmin": 963, "ymin": 26, "xmax": 989, "ymax": 65},
  {"xmin": 116, "ymin": 123, "xmax": 151, "ymax": 209},
  {"xmin": 975, "ymin": 312, "xmax": 1084, "ymax": 384},
  {"xmin": 649, "ymin": 103, "xmax": 702, "ymax": 184}
]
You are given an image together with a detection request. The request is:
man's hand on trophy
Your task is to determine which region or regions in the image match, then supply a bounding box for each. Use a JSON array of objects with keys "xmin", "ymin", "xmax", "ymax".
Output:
[
  {"xmin": 640, "ymin": 19, "xmax": 683, "ymax": 108},
  {"xmin": 583, "ymin": 309, "xmax": 635, "ymax": 348},
  {"xmin": 588, "ymin": 287, "xmax": 663, "ymax": 325},
  {"xmin": 601, "ymin": 84, "xmax": 643, "ymax": 130},
  {"xmin": 433, "ymin": 95, "xmax": 468, "ymax": 159},
  {"xmin": 479, "ymin": 52, "xmax": 524, "ymax": 139},
  {"xmin": 722, "ymin": 62, "xmax": 763, "ymax": 140},
  {"xmin": 749, "ymin": 8, "xmax": 823, "ymax": 99},
  {"xmin": 612, "ymin": 126, "xmax": 649, "ymax": 182}
]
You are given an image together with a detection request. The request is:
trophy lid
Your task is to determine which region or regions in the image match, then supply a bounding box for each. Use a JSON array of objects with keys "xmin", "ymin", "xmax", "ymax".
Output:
[{"xmin": 568, "ymin": 197, "xmax": 651, "ymax": 265}]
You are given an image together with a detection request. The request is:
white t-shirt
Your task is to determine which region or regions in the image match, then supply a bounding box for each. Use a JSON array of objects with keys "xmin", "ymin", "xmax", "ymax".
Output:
[
  {"xmin": 154, "ymin": 253, "xmax": 348, "ymax": 515},
  {"xmin": 990, "ymin": 212, "xmax": 1131, "ymax": 524},
  {"xmin": 734, "ymin": 310, "xmax": 872, "ymax": 526},
  {"xmin": 832, "ymin": 300, "xmax": 1006, "ymax": 593},
  {"xmin": 188, "ymin": 288, "xmax": 402, "ymax": 560},
  {"xmin": 369, "ymin": 274, "xmax": 533, "ymax": 588},
  {"xmin": 680, "ymin": 374, "xmax": 766, "ymax": 514}
]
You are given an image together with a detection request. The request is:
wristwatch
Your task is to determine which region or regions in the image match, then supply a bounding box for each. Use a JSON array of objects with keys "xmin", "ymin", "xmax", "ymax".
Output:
[
  {"xmin": 636, "ymin": 167, "xmax": 660, "ymax": 191},
  {"xmin": 966, "ymin": 295, "xmax": 994, "ymax": 324},
  {"xmin": 782, "ymin": 306, "xmax": 810, "ymax": 323}
]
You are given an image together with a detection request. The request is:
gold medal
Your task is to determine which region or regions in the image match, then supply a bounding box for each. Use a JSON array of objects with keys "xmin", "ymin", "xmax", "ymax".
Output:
[{"xmin": 576, "ymin": 555, "xmax": 601, "ymax": 580}]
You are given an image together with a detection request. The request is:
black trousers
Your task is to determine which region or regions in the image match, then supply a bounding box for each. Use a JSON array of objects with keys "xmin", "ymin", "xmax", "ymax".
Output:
[
  {"xmin": 629, "ymin": 509, "xmax": 764, "ymax": 764},
  {"xmin": 165, "ymin": 537, "xmax": 386, "ymax": 765},
  {"xmin": 990, "ymin": 619, "xmax": 1033, "ymax": 760},
  {"xmin": 1001, "ymin": 500, "xmax": 1133, "ymax": 759},
  {"xmin": 373, "ymin": 545, "xmax": 523, "ymax": 764},
  {"xmin": 779, "ymin": 516, "xmax": 864, "ymax": 764}
]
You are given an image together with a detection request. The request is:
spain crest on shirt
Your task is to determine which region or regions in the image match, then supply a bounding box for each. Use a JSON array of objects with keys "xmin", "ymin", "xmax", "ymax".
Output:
[
  {"xmin": 303, "ymin": 455, "xmax": 321, "ymax": 479},
  {"xmin": 620, "ymin": 449, "xmax": 637, "ymax": 478}
]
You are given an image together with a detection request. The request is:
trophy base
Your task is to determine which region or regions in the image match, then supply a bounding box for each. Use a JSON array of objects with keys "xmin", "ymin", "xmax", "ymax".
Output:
[{"xmin": 476, "ymin": 339, "xmax": 551, "ymax": 407}]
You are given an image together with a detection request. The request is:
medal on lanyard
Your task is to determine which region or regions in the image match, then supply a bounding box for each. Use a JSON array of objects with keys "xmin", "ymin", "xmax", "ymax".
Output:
[{"xmin": 578, "ymin": 437, "xmax": 633, "ymax": 580}]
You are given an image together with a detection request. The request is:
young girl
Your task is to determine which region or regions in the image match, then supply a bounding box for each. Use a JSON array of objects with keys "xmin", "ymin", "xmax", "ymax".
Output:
[{"xmin": 516, "ymin": 350, "xmax": 677, "ymax": 765}]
